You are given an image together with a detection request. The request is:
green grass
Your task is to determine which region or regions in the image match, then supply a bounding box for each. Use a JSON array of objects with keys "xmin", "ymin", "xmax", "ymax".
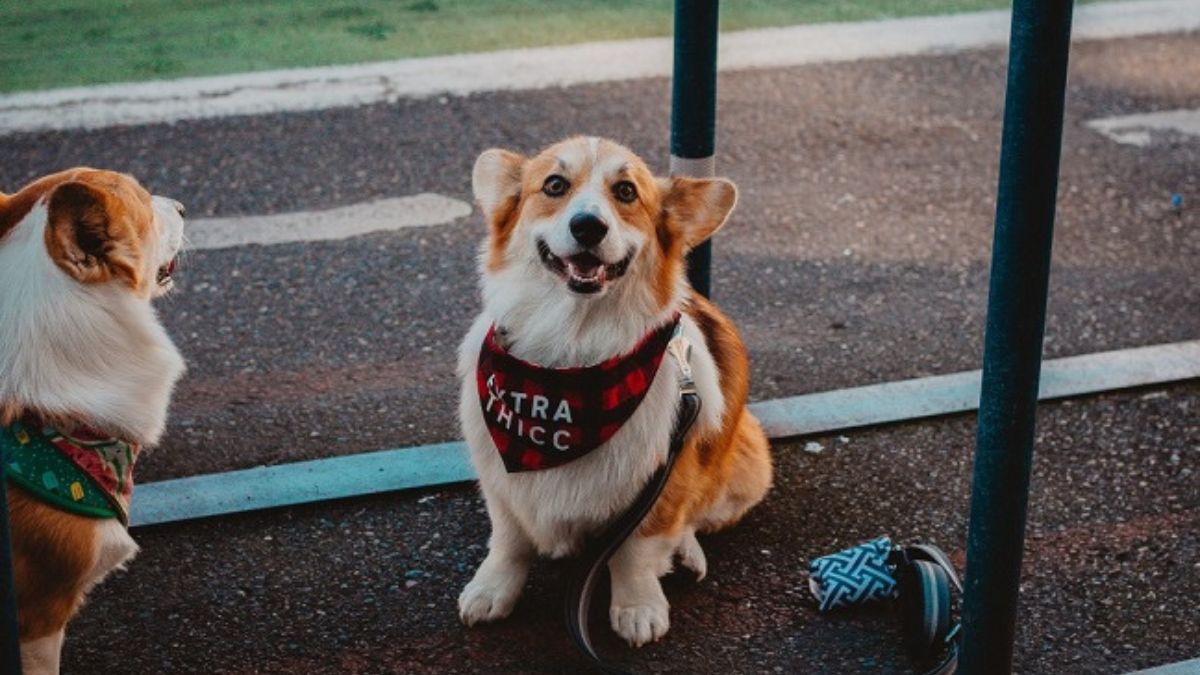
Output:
[{"xmin": 0, "ymin": 0, "xmax": 1062, "ymax": 93}]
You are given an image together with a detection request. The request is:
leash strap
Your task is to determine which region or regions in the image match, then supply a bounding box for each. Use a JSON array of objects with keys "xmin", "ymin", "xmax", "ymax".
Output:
[
  {"xmin": 892, "ymin": 544, "xmax": 962, "ymax": 675},
  {"xmin": 564, "ymin": 329, "xmax": 702, "ymax": 675},
  {"xmin": 907, "ymin": 544, "xmax": 961, "ymax": 675}
]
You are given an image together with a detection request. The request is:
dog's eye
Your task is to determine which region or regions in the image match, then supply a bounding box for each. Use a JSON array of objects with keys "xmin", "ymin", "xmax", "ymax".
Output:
[
  {"xmin": 613, "ymin": 181, "xmax": 638, "ymax": 204},
  {"xmin": 542, "ymin": 175, "xmax": 570, "ymax": 198}
]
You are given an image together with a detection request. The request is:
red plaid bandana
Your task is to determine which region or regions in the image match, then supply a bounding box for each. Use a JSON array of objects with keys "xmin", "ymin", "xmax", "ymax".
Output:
[{"xmin": 477, "ymin": 315, "xmax": 680, "ymax": 473}]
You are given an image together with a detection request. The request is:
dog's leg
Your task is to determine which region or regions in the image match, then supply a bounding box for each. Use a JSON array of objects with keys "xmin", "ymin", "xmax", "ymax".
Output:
[
  {"xmin": 609, "ymin": 533, "xmax": 677, "ymax": 647},
  {"xmin": 698, "ymin": 413, "xmax": 772, "ymax": 533},
  {"xmin": 20, "ymin": 630, "xmax": 64, "ymax": 675},
  {"xmin": 458, "ymin": 497, "xmax": 533, "ymax": 625},
  {"xmin": 675, "ymin": 527, "xmax": 707, "ymax": 580}
]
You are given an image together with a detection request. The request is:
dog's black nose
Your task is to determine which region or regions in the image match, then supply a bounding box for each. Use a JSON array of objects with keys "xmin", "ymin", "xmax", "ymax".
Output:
[{"xmin": 569, "ymin": 213, "xmax": 608, "ymax": 248}]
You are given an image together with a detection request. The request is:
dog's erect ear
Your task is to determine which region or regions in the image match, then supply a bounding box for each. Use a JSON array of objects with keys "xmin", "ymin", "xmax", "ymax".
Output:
[
  {"xmin": 662, "ymin": 177, "xmax": 738, "ymax": 248},
  {"xmin": 45, "ymin": 181, "xmax": 142, "ymax": 287},
  {"xmin": 472, "ymin": 149, "xmax": 526, "ymax": 221}
]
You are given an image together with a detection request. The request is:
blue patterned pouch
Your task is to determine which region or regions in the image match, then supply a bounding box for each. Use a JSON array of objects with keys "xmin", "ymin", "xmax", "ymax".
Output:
[{"xmin": 808, "ymin": 536, "xmax": 898, "ymax": 612}]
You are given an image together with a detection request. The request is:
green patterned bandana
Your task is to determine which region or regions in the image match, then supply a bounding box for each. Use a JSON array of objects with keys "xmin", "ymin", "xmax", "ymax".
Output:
[{"xmin": 1, "ymin": 418, "xmax": 139, "ymax": 525}]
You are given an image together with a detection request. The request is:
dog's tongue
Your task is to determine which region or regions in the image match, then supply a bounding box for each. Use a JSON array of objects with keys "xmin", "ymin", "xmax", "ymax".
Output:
[{"xmin": 567, "ymin": 252, "xmax": 605, "ymax": 280}]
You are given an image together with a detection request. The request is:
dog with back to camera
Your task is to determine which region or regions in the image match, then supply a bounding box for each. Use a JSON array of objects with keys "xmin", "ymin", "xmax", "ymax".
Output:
[
  {"xmin": 0, "ymin": 168, "xmax": 187, "ymax": 674},
  {"xmin": 456, "ymin": 136, "xmax": 772, "ymax": 646}
]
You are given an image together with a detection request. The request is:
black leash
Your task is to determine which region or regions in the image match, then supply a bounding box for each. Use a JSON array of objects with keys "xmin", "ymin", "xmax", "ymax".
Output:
[
  {"xmin": 0, "ymin": 443, "xmax": 24, "ymax": 674},
  {"xmin": 891, "ymin": 544, "xmax": 963, "ymax": 675},
  {"xmin": 564, "ymin": 330, "xmax": 701, "ymax": 675},
  {"xmin": 560, "ymin": 322, "xmax": 964, "ymax": 675}
]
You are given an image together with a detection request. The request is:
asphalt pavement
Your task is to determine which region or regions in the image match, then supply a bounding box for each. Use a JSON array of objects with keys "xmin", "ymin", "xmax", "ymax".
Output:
[
  {"xmin": 61, "ymin": 383, "xmax": 1200, "ymax": 674},
  {"xmin": 0, "ymin": 30, "xmax": 1196, "ymax": 674}
]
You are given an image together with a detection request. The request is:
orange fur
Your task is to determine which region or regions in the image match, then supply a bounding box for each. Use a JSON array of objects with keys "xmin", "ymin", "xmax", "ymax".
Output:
[
  {"xmin": 480, "ymin": 150, "xmax": 526, "ymax": 273},
  {"xmin": 485, "ymin": 193, "xmax": 523, "ymax": 273},
  {"xmin": 477, "ymin": 138, "xmax": 770, "ymax": 538},
  {"xmin": 481, "ymin": 138, "xmax": 736, "ymax": 310},
  {"xmin": 2, "ymin": 169, "xmax": 97, "ymax": 239},
  {"xmin": 1, "ymin": 168, "xmax": 156, "ymax": 292},
  {"xmin": 503, "ymin": 141, "xmax": 766, "ymax": 531},
  {"xmin": 1, "ymin": 168, "xmax": 164, "ymax": 653},
  {"xmin": 462, "ymin": 137, "xmax": 769, "ymax": 643},
  {"xmin": 7, "ymin": 488, "xmax": 98, "ymax": 640},
  {"xmin": 641, "ymin": 292, "xmax": 771, "ymax": 537}
]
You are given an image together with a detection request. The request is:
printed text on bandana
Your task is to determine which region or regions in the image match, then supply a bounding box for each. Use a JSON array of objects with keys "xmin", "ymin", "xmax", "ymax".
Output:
[
  {"xmin": 485, "ymin": 374, "xmax": 575, "ymax": 451},
  {"xmin": 476, "ymin": 317, "xmax": 678, "ymax": 473}
]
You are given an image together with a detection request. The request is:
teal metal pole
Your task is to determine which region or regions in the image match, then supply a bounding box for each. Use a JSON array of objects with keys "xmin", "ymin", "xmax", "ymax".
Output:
[
  {"xmin": 670, "ymin": 0, "xmax": 719, "ymax": 298},
  {"xmin": 959, "ymin": 0, "xmax": 1074, "ymax": 672},
  {"xmin": 0, "ymin": 462, "xmax": 23, "ymax": 673}
]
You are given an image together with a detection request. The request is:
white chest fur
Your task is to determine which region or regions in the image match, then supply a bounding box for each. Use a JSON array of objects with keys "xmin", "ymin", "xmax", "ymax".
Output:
[{"xmin": 457, "ymin": 313, "xmax": 725, "ymax": 556}]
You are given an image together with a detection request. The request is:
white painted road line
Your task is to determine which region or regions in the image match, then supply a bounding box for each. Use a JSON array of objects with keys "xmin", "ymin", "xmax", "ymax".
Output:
[
  {"xmin": 130, "ymin": 339, "xmax": 1200, "ymax": 526},
  {"xmin": 187, "ymin": 194, "xmax": 472, "ymax": 250},
  {"xmin": 1086, "ymin": 109, "xmax": 1200, "ymax": 146},
  {"xmin": 2, "ymin": 0, "xmax": 1199, "ymax": 135}
]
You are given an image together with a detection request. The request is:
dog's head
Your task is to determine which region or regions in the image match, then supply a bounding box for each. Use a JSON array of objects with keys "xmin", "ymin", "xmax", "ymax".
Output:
[
  {"xmin": 472, "ymin": 136, "xmax": 736, "ymax": 310},
  {"xmin": 0, "ymin": 168, "xmax": 186, "ymax": 298},
  {"xmin": 0, "ymin": 169, "xmax": 188, "ymax": 441}
]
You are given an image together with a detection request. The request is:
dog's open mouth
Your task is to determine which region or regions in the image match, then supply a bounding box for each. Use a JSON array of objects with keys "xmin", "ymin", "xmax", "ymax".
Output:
[
  {"xmin": 156, "ymin": 257, "xmax": 178, "ymax": 287},
  {"xmin": 537, "ymin": 239, "xmax": 633, "ymax": 294}
]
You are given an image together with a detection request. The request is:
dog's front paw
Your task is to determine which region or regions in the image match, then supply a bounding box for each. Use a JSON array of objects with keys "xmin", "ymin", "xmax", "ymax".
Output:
[
  {"xmin": 610, "ymin": 600, "xmax": 670, "ymax": 647},
  {"xmin": 458, "ymin": 567, "xmax": 524, "ymax": 626}
]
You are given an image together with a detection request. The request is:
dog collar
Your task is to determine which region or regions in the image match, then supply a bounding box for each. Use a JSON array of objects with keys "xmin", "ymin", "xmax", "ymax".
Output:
[
  {"xmin": 477, "ymin": 315, "xmax": 681, "ymax": 473},
  {"xmin": 1, "ymin": 416, "xmax": 139, "ymax": 525}
]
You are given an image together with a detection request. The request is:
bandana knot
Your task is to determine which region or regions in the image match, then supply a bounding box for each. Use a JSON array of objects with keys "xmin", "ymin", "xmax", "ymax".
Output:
[{"xmin": 477, "ymin": 316, "xmax": 680, "ymax": 473}]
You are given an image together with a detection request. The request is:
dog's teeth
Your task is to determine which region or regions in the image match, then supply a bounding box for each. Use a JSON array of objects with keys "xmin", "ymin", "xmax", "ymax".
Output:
[{"xmin": 568, "ymin": 266, "xmax": 601, "ymax": 282}]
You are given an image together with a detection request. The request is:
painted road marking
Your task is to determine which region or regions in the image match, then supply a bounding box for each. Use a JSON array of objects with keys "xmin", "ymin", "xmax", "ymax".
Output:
[
  {"xmin": 1, "ymin": 0, "xmax": 1199, "ymax": 135},
  {"xmin": 752, "ymin": 339, "xmax": 1200, "ymax": 438},
  {"xmin": 188, "ymin": 194, "xmax": 472, "ymax": 250},
  {"xmin": 1086, "ymin": 108, "xmax": 1200, "ymax": 147},
  {"xmin": 1127, "ymin": 657, "xmax": 1200, "ymax": 675},
  {"xmin": 130, "ymin": 339, "xmax": 1200, "ymax": 526}
]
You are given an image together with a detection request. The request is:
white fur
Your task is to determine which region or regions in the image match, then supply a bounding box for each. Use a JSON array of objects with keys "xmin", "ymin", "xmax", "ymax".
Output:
[
  {"xmin": 89, "ymin": 520, "xmax": 139, "ymax": 590},
  {"xmin": 472, "ymin": 150, "xmax": 521, "ymax": 218},
  {"xmin": 458, "ymin": 313, "xmax": 723, "ymax": 553},
  {"xmin": 150, "ymin": 196, "xmax": 186, "ymax": 284},
  {"xmin": 458, "ymin": 138, "xmax": 729, "ymax": 645},
  {"xmin": 19, "ymin": 632, "xmax": 63, "ymax": 675},
  {"xmin": 1, "ymin": 188, "xmax": 184, "ymax": 674},
  {"xmin": 0, "ymin": 200, "xmax": 186, "ymax": 445},
  {"xmin": 608, "ymin": 533, "xmax": 677, "ymax": 646},
  {"xmin": 535, "ymin": 139, "xmax": 635, "ymax": 272}
]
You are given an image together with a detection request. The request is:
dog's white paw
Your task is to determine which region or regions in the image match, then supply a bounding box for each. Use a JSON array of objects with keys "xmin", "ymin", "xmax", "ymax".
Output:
[
  {"xmin": 676, "ymin": 532, "xmax": 707, "ymax": 580},
  {"xmin": 458, "ymin": 568, "xmax": 523, "ymax": 626},
  {"xmin": 610, "ymin": 600, "xmax": 670, "ymax": 647}
]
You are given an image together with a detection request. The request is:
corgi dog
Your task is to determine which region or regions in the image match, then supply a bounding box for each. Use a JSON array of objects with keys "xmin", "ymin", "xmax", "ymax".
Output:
[
  {"xmin": 457, "ymin": 136, "xmax": 772, "ymax": 646},
  {"xmin": 0, "ymin": 169, "xmax": 186, "ymax": 674}
]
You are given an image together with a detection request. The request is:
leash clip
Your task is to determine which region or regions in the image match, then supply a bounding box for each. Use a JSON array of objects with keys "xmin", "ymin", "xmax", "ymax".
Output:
[{"xmin": 667, "ymin": 325, "xmax": 696, "ymax": 396}]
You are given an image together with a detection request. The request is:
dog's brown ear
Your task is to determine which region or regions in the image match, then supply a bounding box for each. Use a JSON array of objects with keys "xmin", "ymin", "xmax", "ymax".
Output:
[
  {"xmin": 45, "ymin": 181, "xmax": 142, "ymax": 287},
  {"xmin": 662, "ymin": 177, "xmax": 737, "ymax": 248},
  {"xmin": 472, "ymin": 149, "xmax": 526, "ymax": 223}
]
